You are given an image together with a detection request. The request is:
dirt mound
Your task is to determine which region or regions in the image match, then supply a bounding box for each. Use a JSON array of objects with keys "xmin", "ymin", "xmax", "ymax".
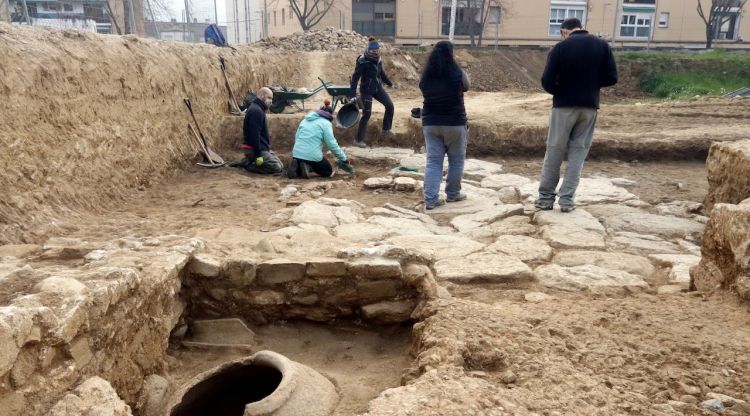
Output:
[{"xmin": 255, "ymin": 27, "xmax": 374, "ymax": 52}]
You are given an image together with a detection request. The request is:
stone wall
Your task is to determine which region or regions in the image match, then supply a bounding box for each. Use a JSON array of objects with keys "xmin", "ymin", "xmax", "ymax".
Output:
[
  {"xmin": 0, "ymin": 236, "xmax": 201, "ymax": 415},
  {"xmin": 182, "ymin": 247, "xmax": 437, "ymax": 325},
  {"xmin": 704, "ymin": 140, "xmax": 750, "ymax": 212},
  {"xmin": 0, "ymin": 236, "xmax": 436, "ymax": 415},
  {"xmin": 691, "ymin": 198, "xmax": 750, "ymax": 300}
]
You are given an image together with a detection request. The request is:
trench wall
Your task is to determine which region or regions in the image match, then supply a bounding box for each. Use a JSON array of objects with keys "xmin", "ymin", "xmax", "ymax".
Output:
[{"xmin": 0, "ymin": 24, "xmax": 305, "ymax": 245}]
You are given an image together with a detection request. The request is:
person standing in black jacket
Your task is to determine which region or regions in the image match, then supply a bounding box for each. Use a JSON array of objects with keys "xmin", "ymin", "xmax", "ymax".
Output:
[
  {"xmin": 535, "ymin": 18, "xmax": 618, "ymax": 213},
  {"xmin": 233, "ymin": 87, "xmax": 283, "ymax": 175},
  {"xmin": 349, "ymin": 38, "xmax": 395, "ymax": 148}
]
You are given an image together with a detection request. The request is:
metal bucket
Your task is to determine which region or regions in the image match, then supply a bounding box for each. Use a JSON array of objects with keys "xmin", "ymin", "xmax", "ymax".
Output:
[{"xmin": 335, "ymin": 101, "xmax": 361, "ymax": 129}]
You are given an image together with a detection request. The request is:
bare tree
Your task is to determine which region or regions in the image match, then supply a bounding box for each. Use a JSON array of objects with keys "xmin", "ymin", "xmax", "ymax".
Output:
[
  {"xmin": 476, "ymin": 0, "xmax": 504, "ymax": 47},
  {"xmin": 461, "ymin": 0, "xmax": 505, "ymax": 47},
  {"xmin": 288, "ymin": 0, "xmax": 335, "ymax": 32},
  {"xmin": 697, "ymin": 0, "xmax": 748, "ymax": 49},
  {"xmin": 103, "ymin": 0, "xmax": 123, "ymax": 34}
]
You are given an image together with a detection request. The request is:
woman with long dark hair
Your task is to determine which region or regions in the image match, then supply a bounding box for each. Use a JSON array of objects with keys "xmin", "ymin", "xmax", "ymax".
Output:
[{"xmin": 419, "ymin": 41, "xmax": 470, "ymax": 210}]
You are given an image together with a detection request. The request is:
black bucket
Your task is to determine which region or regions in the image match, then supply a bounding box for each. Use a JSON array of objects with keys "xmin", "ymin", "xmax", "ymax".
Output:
[{"xmin": 336, "ymin": 102, "xmax": 361, "ymax": 129}]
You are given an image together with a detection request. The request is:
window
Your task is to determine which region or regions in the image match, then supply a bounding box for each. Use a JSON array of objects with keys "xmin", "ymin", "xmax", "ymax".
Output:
[
  {"xmin": 282, "ymin": 8, "xmax": 285, "ymax": 24},
  {"xmin": 440, "ymin": 0, "xmax": 483, "ymax": 36},
  {"xmin": 714, "ymin": 12, "xmax": 740, "ymax": 40},
  {"xmin": 658, "ymin": 12, "xmax": 669, "ymax": 27},
  {"xmin": 43, "ymin": 3, "xmax": 60, "ymax": 11},
  {"xmin": 63, "ymin": 4, "xmax": 73, "ymax": 12},
  {"xmin": 620, "ymin": 13, "xmax": 652, "ymax": 38},
  {"xmin": 549, "ymin": 6, "xmax": 585, "ymax": 37},
  {"xmin": 273, "ymin": 11, "xmax": 277, "ymax": 26}
]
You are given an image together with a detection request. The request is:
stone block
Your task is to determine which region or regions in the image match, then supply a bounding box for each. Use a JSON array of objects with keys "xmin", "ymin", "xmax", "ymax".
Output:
[
  {"xmin": 257, "ymin": 259, "xmax": 306, "ymax": 285},
  {"xmin": 361, "ymin": 300, "xmax": 417, "ymax": 324},
  {"xmin": 435, "ymin": 253, "xmax": 533, "ymax": 283},
  {"xmin": 356, "ymin": 280, "xmax": 403, "ymax": 301},
  {"xmin": 306, "ymin": 259, "xmax": 348, "ymax": 277},
  {"xmin": 34, "ymin": 277, "xmax": 88, "ymax": 295},
  {"xmin": 0, "ymin": 244, "xmax": 42, "ymax": 259},
  {"xmin": 393, "ymin": 177, "xmax": 419, "ymax": 192},
  {"xmin": 188, "ymin": 254, "xmax": 221, "ymax": 278},
  {"xmin": 534, "ymin": 264, "xmax": 648, "ymax": 292},
  {"xmin": 364, "ymin": 177, "xmax": 394, "ymax": 189},
  {"xmin": 541, "ymin": 224, "xmax": 606, "ymax": 250},
  {"xmin": 67, "ymin": 336, "xmax": 93, "ymax": 368},
  {"xmin": 221, "ymin": 259, "xmax": 256, "ymax": 286},
  {"xmin": 691, "ymin": 198, "xmax": 750, "ymax": 297},
  {"xmin": 704, "ymin": 140, "xmax": 750, "ymax": 211},
  {"xmin": 347, "ymin": 258, "xmax": 403, "ymax": 279},
  {"xmin": 246, "ymin": 290, "xmax": 286, "ymax": 305}
]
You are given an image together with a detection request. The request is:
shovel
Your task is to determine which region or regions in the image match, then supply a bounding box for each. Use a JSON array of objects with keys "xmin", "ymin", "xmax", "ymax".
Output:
[
  {"xmin": 219, "ymin": 57, "xmax": 243, "ymax": 115},
  {"xmin": 183, "ymin": 98, "xmax": 225, "ymax": 166}
]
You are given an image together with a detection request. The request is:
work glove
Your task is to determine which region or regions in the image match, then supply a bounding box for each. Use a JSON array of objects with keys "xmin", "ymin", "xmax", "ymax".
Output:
[
  {"xmin": 388, "ymin": 83, "xmax": 398, "ymax": 90},
  {"xmin": 337, "ymin": 159, "xmax": 354, "ymax": 174},
  {"xmin": 255, "ymin": 156, "xmax": 264, "ymax": 167}
]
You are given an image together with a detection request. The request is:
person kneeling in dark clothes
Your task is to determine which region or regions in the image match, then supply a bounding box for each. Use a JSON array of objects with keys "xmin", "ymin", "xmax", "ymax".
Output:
[
  {"xmin": 288, "ymin": 100, "xmax": 353, "ymax": 179},
  {"xmin": 232, "ymin": 87, "xmax": 284, "ymax": 174}
]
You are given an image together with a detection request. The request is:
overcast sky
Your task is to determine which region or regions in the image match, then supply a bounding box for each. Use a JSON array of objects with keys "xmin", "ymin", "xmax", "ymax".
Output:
[{"xmin": 163, "ymin": 0, "xmax": 227, "ymax": 25}]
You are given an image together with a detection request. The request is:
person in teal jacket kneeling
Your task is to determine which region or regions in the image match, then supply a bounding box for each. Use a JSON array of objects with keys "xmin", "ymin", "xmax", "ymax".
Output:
[{"xmin": 288, "ymin": 100, "xmax": 354, "ymax": 179}]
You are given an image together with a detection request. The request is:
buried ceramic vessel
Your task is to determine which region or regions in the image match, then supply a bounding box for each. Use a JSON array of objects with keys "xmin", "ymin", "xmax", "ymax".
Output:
[{"xmin": 169, "ymin": 350, "xmax": 339, "ymax": 416}]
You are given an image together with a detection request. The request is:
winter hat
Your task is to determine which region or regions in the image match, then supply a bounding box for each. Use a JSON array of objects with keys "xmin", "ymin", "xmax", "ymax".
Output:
[
  {"xmin": 316, "ymin": 99, "xmax": 334, "ymax": 121},
  {"xmin": 365, "ymin": 37, "xmax": 381, "ymax": 60}
]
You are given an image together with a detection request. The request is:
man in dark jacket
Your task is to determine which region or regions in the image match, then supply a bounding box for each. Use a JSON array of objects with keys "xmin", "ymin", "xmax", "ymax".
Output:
[
  {"xmin": 234, "ymin": 87, "xmax": 283, "ymax": 174},
  {"xmin": 535, "ymin": 17, "xmax": 618, "ymax": 212},
  {"xmin": 350, "ymin": 38, "xmax": 395, "ymax": 148}
]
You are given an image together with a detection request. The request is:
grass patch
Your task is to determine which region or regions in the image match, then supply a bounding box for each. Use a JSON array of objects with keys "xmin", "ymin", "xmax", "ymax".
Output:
[
  {"xmin": 641, "ymin": 71, "xmax": 747, "ymax": 99},
  {"xmin": 617, "ymin": 49, "xmax": 750, "ymax": 99}
]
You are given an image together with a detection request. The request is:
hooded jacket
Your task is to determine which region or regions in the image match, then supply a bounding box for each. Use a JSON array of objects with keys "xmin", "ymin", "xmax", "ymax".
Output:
[{"xmin": 292, "ymin": 111, "xmax": 347, "ymax": 163}]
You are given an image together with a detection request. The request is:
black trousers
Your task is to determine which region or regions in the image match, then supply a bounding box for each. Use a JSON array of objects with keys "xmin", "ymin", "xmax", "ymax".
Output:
[
  {"xmin": 289, "ymin": 157, "xmax": 333, "ymax": 179},
  {"xmin": 356, "ymin": 88, "xmax": 394, "ymax": 143}
]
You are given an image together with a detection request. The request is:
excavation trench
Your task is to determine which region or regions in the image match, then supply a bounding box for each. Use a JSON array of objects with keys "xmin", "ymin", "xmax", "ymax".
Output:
[{"xmin": 156, "ymin": 252, "xmax": 433, "ymax": 416}]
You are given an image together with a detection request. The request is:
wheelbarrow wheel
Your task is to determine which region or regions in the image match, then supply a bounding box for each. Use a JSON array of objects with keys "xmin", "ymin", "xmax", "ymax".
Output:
[{"xmin": 270, "ymin": 99, "xmax": 286, "ymax": 114}]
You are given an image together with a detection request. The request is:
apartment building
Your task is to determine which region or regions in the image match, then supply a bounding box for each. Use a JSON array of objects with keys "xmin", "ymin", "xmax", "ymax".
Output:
[
  {"xmin": 396, "ymin": 0, "xmax": 749, "ymax": 48},
  {"xmin": 8, "ymin": 0, "xmax": 145, "ymax": 35},
  {"xmin": 226, "ymin": 0, "xmax": 351, "ymax": 44}
]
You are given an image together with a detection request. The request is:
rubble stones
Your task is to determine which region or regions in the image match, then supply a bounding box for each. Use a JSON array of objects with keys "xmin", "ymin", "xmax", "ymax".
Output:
[
  {"xmin": 534, "ymin": 264, "xmax": 648, "ymax": 291},
  {"xmin": 0, "ymin": 244, "xmax": 42, "ymax": 259},
  {"xmin": 255, "ymin": 27, "xmax": 374, "ymax": 52}
]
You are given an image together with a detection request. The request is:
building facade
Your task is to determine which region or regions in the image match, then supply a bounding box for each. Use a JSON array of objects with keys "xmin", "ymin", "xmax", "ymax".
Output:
[
  {"xmin": 394, "ymin": 0, "xmax": 749, "ymax": 48},
  {"xmin": 8, "ymin": 0, "xmax": 145, "ymax": 35},
  {"xmin": 225, "ymin": 0, "xmax": 351, "ymax": 45}
]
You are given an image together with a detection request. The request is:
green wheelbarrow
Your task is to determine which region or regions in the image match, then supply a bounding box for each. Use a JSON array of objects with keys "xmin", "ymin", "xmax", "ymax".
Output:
[
  {"xmin": 269, "ymin": 83, "xmax": 326, "ymax": 114},
  {"xmin": 318, "ymin": 77, "xmax": 355, "ymax": 112}
]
